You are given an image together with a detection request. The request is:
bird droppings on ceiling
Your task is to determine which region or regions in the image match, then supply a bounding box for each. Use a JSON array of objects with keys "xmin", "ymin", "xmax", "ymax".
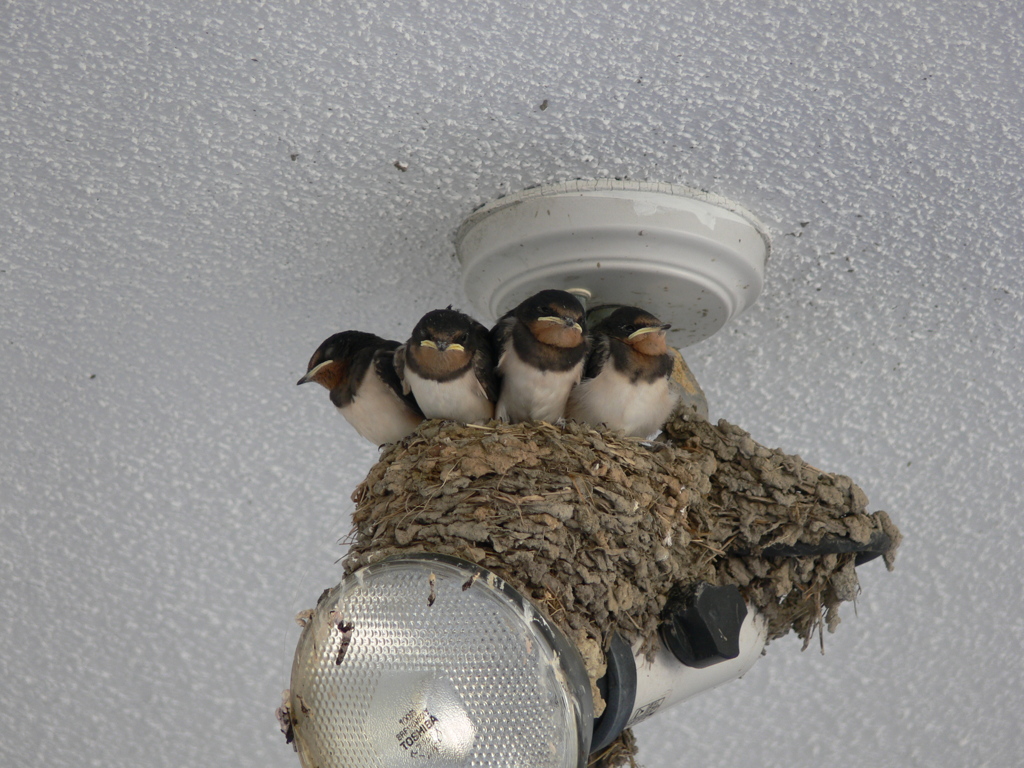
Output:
[{"xmin": 1, "ymin": 1, "xmax": 1022, "ymax": 767}]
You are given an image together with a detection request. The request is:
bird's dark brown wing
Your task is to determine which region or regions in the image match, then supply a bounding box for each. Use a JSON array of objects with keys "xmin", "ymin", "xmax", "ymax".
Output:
[
  {"xmin": 392, "ymin": 342, "xmax": 413, "ymax": 395},
  {"xmin": 582, "ymin": 332, "xmax": 610, "ymax": 381},
  {"xmin": 465, "ymin": 318, "xmax": 499, "ymax": 403},
  {"xmin": 471, "ymin": 348, "xmax": 499, "ymax": 403},
  {"xmin": 490, "ymin": 315, "xmax": 517, "ymax": 367},
  {"xmin": 374, "ymin": 346, "xmax": 424, "ymax": 415}
]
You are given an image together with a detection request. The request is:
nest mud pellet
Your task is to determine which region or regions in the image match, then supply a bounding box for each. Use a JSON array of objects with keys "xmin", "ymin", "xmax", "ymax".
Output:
[{"xmin": 341, "ymin": 413, "xmax": 900, "ymax": 762}]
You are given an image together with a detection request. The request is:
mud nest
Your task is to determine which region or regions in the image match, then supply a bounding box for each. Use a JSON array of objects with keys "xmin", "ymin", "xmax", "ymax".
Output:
[{"xmin": 342, "ymin": 413, "xmax": 900, "ymax": 764}]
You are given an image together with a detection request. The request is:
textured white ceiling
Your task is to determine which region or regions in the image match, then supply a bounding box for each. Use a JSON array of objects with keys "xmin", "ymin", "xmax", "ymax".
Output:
[{"xmin": 2, "ymin": 1, "xmax": 1022, "ymax": 766}]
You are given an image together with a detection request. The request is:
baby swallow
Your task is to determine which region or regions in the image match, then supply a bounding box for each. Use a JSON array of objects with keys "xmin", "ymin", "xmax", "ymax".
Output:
[
  {"xmin": 297, "ymin": 330, "xmax": 424, "ymax": 446},
  {"xmin": 491, "ymin": 289, "xmax": 589, "ymax": 423},
  {"xmin": 393, "ymin": 307, "xmax": 498, "ymax": 424},
  {"xmin": 566, "ymin": 305, "xmax": 677, "ymax": 437}
]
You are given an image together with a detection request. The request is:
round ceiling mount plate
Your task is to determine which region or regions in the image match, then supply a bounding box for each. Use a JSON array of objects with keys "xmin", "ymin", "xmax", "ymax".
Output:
[{"xmin": 455, "ymin": 180, "xmax": 770, "ymax": 347}]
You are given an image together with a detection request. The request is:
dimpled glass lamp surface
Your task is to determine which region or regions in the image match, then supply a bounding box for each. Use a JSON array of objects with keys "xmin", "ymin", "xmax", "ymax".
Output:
[{"xmin": 289, "ymin": 555, "xmax": 593, "ymax": 768}]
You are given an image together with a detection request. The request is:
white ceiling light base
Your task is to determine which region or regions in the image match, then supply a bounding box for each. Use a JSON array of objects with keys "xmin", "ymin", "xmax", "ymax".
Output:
[{"xmin": 455, "ymin": 181, "xmax": 770, "ymax": 347}]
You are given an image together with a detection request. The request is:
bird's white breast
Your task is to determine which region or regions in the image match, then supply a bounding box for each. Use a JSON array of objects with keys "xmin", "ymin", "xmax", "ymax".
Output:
[
  {"xmin": 496, "ymin": 349, "xmax": 583, "ymax": 423},
  {"xmin": 404, "ymin": 368, "xmax": 493, "ymax": 423},
  {"xmin": 567, "ymin": 365, "xmax": 676, "ymax": 437},
  {"xmin": 339, "ymin": 369, "xmax": 422, "ymax": 445}
]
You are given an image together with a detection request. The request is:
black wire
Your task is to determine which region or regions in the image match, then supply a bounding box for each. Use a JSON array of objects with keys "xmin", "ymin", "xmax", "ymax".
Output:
[{"xmin": 730, "ymin": 529, "xmax": 892, "ymax": 566}]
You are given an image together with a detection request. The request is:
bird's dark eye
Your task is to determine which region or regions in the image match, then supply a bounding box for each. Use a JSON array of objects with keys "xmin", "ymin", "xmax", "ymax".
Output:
[{"xmin": 623, "ymin": 324, "xmax": 636, "ymax": 334}]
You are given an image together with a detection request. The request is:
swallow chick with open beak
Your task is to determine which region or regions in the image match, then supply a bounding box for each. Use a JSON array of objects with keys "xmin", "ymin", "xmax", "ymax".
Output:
[
  {"xmin": 393, "ymin": 307, "xmax": 498, "ymax": 424},
  {"xmin": 566, "ymin": 305, "xmax": 677, "ymax": 437},
  {"xmin": 297, "ymin": 330, "xmax": 424, "ymax": 446},
  {"xmin": 491, "ymin": 289, "xmax": 589, "ymax": 423}
]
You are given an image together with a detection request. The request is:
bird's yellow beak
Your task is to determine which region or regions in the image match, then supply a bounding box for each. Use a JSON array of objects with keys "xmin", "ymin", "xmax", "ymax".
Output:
[
  {"xmin": 296, "ymin": 359, "xmax": 334, "ymax": 385},
  {"xmin": 628, "ymin": 323, "xmax": 670, "ymax": 340},
  {"xmin": 539, "ymin": 316, "xmax": 583, "ymax": 334},
  {"xmin": 420, "ymin": 340, "xmax": 465, "ymax": 352}
]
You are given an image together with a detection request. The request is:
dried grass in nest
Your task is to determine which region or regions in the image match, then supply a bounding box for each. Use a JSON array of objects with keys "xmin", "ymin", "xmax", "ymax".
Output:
[
  {"xmin": 588, "ymin": 728, "xmax": 638, "ymax": 768},
  {"xmin": 342, "ymin": 412, "xmax": 900, "ymax": 763}
]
